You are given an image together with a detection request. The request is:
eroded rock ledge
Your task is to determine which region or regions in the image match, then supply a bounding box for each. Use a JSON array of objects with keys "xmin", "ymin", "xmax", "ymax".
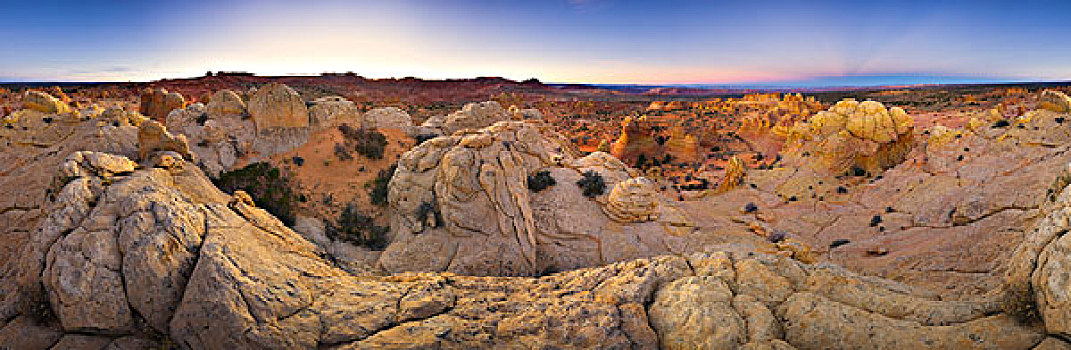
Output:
[{"xmin": 1, "ymin": 148, "xmax": 1066, "ymax": 349}]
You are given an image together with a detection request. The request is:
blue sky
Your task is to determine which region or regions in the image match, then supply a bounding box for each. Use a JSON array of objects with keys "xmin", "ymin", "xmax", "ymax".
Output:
[{"xmin": 2, "ymin": 0, "xmax": 1070, "ymax": 85}]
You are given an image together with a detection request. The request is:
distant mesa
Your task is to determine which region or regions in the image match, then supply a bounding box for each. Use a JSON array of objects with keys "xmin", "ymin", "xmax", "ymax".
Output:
[{"xmin": 205, "ymin": 71, "xmax": 255, "ymax": 77}]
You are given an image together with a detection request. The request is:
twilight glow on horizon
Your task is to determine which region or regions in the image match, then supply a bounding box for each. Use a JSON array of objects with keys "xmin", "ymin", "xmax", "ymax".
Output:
[{"xmin": 3, "ymin": 0, "xmax": 1070, "ymax": 85}]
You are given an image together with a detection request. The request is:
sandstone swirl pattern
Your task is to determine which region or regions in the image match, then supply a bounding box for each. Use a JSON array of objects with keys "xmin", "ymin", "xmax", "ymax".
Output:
[{"xmin": 0, "ymin": 91, "xmax": 1069, "ymax": 349}]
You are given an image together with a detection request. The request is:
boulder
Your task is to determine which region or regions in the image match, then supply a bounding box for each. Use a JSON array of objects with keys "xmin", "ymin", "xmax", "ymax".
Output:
[
  {"xmin": 437, "ymin": 101, "xmax": 509, "ymax": 135},
  {"xmin": 138, "ymin": 88, "xmax": 186, "ymax": 121},
  {"xmin": 604, "ymin": 177, "xmax": 660, "ymax": 223},
  {"xmin": 247, "ymin": 83, "xmax": 309, "ymax": 131},
  {"xmin": 23, "ymin": 91, "xmax": 69, "ymax": 114},
  {"xmin": 137, "ymin": 120, "xmax": 193, "ymax": 162},
  {"xmin": 205, "ymin": 89, "xmax": 246, "ymax": 119},
  {"xmin": 782, "ymin": 99, "xmax": 914, "ymax": 175},
  {"xmin": 363, "ymin": 107, "xmax": 412, "ymax": 129},
  {"xmin": 1039, "ymin": 90, "xmax": 1071, "ymax": 114},
  {"xmin": 309, "ymin": 96, "xmax": 360, "ymax": 127}
]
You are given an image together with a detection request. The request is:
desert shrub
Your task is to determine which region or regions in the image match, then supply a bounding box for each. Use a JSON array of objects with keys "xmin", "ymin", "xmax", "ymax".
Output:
[
  {"xmin": 367, "ymin": 164, "xmax": 396, "ymax": 206},
  {"xmin": 327, "ymin": 203, "xmax": 390, "ymax": 250},
  {"xmin": 338, "ymin": 123, "xmax": 388, "ymax": 159},
  {"xmin": 416, "ymin": 201, "xmax": 442, "ymax": 228},
  {"xmin": 527, "ymin": 170, "xmax": 556, "ymax": 192},
  {"xmin": 1047, "ymin": 168, "xmax": 1071, "ymax": 202},
  {"xmin": 333, "ymin": 142, "xmax": 353, "ymax": 161},
  {"xmin": 576, "ymin": 170, "xmax": 606, "ymax": 198},
  {"xmin": 212, "ymin": 162, "xmax": 298, "ymax": 226}
]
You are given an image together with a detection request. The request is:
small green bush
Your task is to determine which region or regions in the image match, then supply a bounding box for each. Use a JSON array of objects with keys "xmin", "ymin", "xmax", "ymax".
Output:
[
  {"xmin": 338, "ymin": 123, "xmax": 388, "ymax": 159},
  {"xmin": 212, "ymin": 162, "xmax": 299, "ymax": 226},
  {"xmin": 333, "ymin": 142, "xmax": 353, "ymax": 161},
  {"xmin": 327, "ymin": 203, "xmax": 390, "ymax": 250},
  {"xmin": 576, "ymin": 170, "xmax": 606, "ymax": 198},
  {"xmin": 527, "ymin": 170, "xmax": 556, "ymax": 192},
  {"xmin": 367, "ymin": 164, "xmax": 396, "ymax": 206}
]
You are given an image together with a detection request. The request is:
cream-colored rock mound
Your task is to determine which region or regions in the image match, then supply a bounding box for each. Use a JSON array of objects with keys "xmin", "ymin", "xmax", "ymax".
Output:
[
  {"xmin": 247, "ymin": 83, "xmax": 309, "ymax": 131},
  {"xmin": 205, "ymin": 89, "xmax": 246, "ymax": 119},
  {"xmin": 1039, "ymin": 90, "xmax": 1071, "ymax": 113},
  {"xmin": 139, "ymin": 88, "xmax": 186, "ymax": 121},
  {"xmin": 363, "ymin": 106, "xmax": 412, "ymax": 129},
  {"xmin": 309, "ymin": 96, "xmax": 361, "ymax": 126},
  {"xmin": 137, "ymin": 120, "xmax": 193, "ymax": 161},
  {"xmin": 22, "ymin": 91, "xmax": 69, "ymax": 114},
  {"xmin": 381, "ymin": 120, "xmax": 694, "ymax": 276},
  {"xmin": 604, "ymin": 177, "xmax": 660, "ymax": 223},
  {"xmin": 437, "ymin": 101, "xmax": 510, "ymax": 135},
  {"xmin": 783, "ymin": 99, "xmax": 914, "ymax": 175}
]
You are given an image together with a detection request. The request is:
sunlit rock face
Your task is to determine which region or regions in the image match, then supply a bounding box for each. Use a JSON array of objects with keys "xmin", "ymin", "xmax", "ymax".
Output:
[
  {"xmin": 610, "ymin": 115, "xmax": 661, "ymax": 164},
  {"xmin": 1039, "ymin": 90, "xmax": 1071, "ymax": 113},
  {"xmin": 139, "ymin": 88, "xmax": 186, "ymax": 121},
  {"xmin": 248, "ymin": 83, "xmax": 309, "ymax": 131},
  {"xmin": 781, "ymin": 100, "xmax": 914, "ymax": 176},
  {"xmin": 382, "ymin": 120, "xmax": 694, "ymax": 276}
]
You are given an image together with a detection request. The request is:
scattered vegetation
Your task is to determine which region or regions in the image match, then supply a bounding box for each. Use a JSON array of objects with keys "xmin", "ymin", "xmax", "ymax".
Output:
[
  {"xmin": 327, "ymin": 202, "xmax": 390, "ymax": 250},
  {"xmin": 1047, "ymin": 168, "xmax": 1071, "ymax": 202},
  {"xmin": 869, "ymin": 215, "xmax": 883, "ymax": 227},
  {"xmin": 576, "ymin": 170, "xmax": 606, "ymax": 198},
  {"xmin": 367, "ymin": 164, "xmax": 397, "ymax": 206},
  {"xmin": 527, "ymin": 170, "xmax": 556, "ymax": 192},
  {"xmin": 334, "ymin": 142, "xmax": 353, "ymax": 161},
  {"xmin": 337, "ymin": 123, "xmax": 388, "ymax": 159},
  {"xmin": 212, "ymin": 162, "xmax": 299, "ymax": 226},
  {"xmin": 416, "ymin": 201, "xmax": 442, "ymax": 228}
]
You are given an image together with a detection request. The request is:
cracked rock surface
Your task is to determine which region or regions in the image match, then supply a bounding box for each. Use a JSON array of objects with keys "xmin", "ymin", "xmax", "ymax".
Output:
[{"xmin": 0, "ymin": 96, "xmax": 1070, "ymax": 349}]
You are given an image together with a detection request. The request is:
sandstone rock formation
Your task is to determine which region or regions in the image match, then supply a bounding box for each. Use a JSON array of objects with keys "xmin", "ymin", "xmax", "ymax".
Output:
[
  {"xmin": 137, "ymin": 120, "xmax": 193, "ymax": 161},
  {"xmin": 611, "ymin": 115, "xmax": 661, "ymax": 164},
  {"xmin": 308, "ymin": 96, "xmax": 360, "ymax": 127},
  {"xmin": 1, "ymin": 113, "xmax": 1070, "ymax": 348},
  {"xmin": 204, "ymin": 89, "xmax": 246, "ymax": 119},
  {"xmin": 782, "ymin": 100, "xmax": 914, "ymax": 175},
  {"xmin": 664, "ymin": 125, "xmax": 699, "ymax": 162},
  {"xmin": 714, "ymin": 156, "xmax": 746, "ymax": 194},
  {"xmin": 382, "ymin": 120, "xmax": 695, "ymax": 276},
  {"xmin": 3, "ymin": 85, "xmax": 1071, "ymax": 349},
  {"xmin": 138, "ymin": 88, "xmax": 186, "ymax": 121},
  {"xmin": 1039, "ymin": 90, "xmax": 1071, "ymax": 113},
  {"xmin": 7, "ymin": 148, "xmax": 1064, "ymax": 348},
  {"xmin": 423, "ymin": 101, "xmax": 511, "ymax": 136},
  {"xmin": 22, "ymin": 91, "xmax": 70, "ymax": 114},
  {"xmin": 604, "ymin": 177, "xmax": 661, "ymax": 223},
  {"xmin": 363, "ymin": 106, "xmax": 413, "ymax": 129},
  {"xmin": 248, "ymin": 83, "xmax": 309, "ymax": 131},
  {"xmin": 160, "ymin": 85, "xmax": 318, "ymax": 177}
]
